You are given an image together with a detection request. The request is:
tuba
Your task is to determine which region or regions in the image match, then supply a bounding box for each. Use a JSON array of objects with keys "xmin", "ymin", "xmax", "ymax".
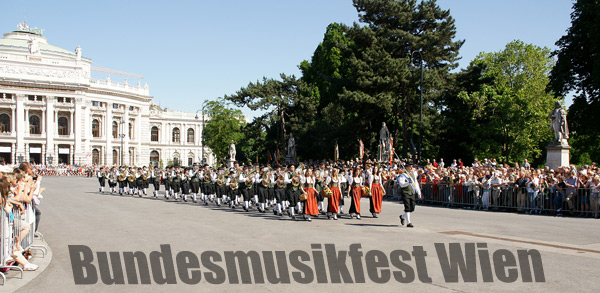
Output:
[
  {"xmin": 276, "ymin": 173, "xmax": 285, "ymax": 188},
  {"xmin": 261, "ymin": 170, "xmax": 270, "ymax": 187},
  {"xmin": 217, "ymin": 173, "xmax": 226, "ymax": 186},
  {"xmin": 128, "ymin": 172, "xmax": 136, "ymax": 182},
  {"xmin": 118, "ymin": 171, "xmax": 127, "ymax": 181},
  {"xmin": 142, "ymin": 171, "xmax": 149, "ymax": 181}
]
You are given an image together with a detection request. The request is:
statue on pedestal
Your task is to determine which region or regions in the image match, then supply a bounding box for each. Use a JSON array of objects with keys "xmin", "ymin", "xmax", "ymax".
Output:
[
  {"xmin": 379, "ymin": 122, "xmax": 391, "ymax": 161},
  {"xmin": 550, "ymin": 101, "xmax": 569, "ymax": 145},
  {"xmin": 229, "ymin": 140, "xmax": 236, "ymax": 161},
  {"xmin": 287, "ymin": 133, "xmax": 295, "ymax": 159}
]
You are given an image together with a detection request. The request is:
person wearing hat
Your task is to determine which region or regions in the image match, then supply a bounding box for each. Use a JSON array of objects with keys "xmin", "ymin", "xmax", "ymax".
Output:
[
  {"xmin": 398, "ymin": 164, "xmax": 421, "ymax": 228},
  {"xmin": 238, "ymin": 165, "xmax": 253, "ymax": 211}
]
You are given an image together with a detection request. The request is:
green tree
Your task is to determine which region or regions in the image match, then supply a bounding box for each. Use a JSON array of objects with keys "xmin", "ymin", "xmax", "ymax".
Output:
[
  {"xmin": 224, "ymin": 74, "xmax": 319, "ymax": 160},
  {"xmin": 203, "ymin": 99, "xmax": 246, "ymax": 163},
  {"xmin": 302, "ymin": 0, "xmax": 463, "ymax": 159},
  {"xmin": 458, "ymin": 40, "xmax": 555, "ymax": 164},
  {"xmin": 549, "ymin": 0, "xmax": 600, "ymax": 163}
]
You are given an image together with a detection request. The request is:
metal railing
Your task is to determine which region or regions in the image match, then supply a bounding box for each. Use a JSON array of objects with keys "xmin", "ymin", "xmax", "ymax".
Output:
[
  {"xmin": 418, "ymin": 183, "xmax": 599, "ymax": 218},
  {"xmin": 0, "ymin": 204, "xmax": 46, "ymax": 285}
]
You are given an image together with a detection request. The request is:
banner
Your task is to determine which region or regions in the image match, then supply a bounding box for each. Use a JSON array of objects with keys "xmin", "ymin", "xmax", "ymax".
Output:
[{"xmin": 359, "ymin": 140, "xmax": 364, "ymax": 160}]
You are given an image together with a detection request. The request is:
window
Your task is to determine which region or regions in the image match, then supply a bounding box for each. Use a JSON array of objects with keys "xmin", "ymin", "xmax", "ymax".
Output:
[
  {"xmin": 57, "ymin": 97, "xmax": 64, "ymax": 103},
  {"xmin": 112, "ymin": 121, "xmax": 118, "ymax": 138},
  {"xmin": 113, "ymin": 103, "xmax": 119, "ymax": 109},
  {"xmin": 92, "ymin": 119, "xmax": 100, "ymax": 137},
  {"xmin": 172, "ymin": 127, "xmax": 180, "ymax": 143},
  {"xmin": 92, "ymin": 149, "xmax": 100, "ymax": 165},
  {"xmin": 0, "ymin": 114, "xmax": 10, "ymax": 133},
  {"xmin": 151, "ymin": 126, "xmax": 159, "ymax": 142},
  {"xmin": 92, "ymin": 101, "xmax": 100, "ymax": 107},
  {"xmin": 113, "ymin": 149, "xmax": 118, "ymax": 165},
  {"xmin": 28, "ymin": 95, "xmax": 43, "ymax": 102},
  {"xmin": 65, "ymin": 98, "xmax": 71, "ymax": 103},
  {"xmin": 1, "ymin": 93, "xmax": 14, "ymax": 99},
  {"xmin": 128, "ymin": 122, "xmax": 133, "ymax": 139},
  {"xmin": 29, "ymin": 115, "xmax": 41, "ymax": 134},
  {"xmin": 187, "ymin": 128, "xmax": 195, "ymax": 143},
  {"xmin": 58, "ymin": 117, "xmax": 68, "ymax": 135},
  {"xmin": 28, "ymin": 95, "xmax": 35, "ymax": 101},
  {"xmin": 150, "ymin": 150, "xmax": 159, "ymax": 167}
]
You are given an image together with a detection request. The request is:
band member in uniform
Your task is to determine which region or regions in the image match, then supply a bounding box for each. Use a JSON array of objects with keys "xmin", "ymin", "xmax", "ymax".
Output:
[
  {"xmin": 163, "ymin": 167, "xmax": 172, "ymax": 199},
  {"xmin": 215, "ymin": 166, "xmax": 227, "ymax": 206},
  {"xmin": 151, "ymin": 167, "xmax": 161, "ymax": 197},
  {"xmin": 227, "ymin": 170, "xmax": 239, "ymax": 208},
  {"xmin": 315, "ymin": 162, "xmax": 326, "ymax": 213},
  {"xmin": 257, "ymin": 167, "xmax": 270, "ymax": 213},
  {"xmin": 108, "ymin": 167, "xmax": 117, "ymax": 194},
  {"xmin": 190, "ymin": 168, "xmax": 200, "ymax": 203},
  {"xmin": 135, "ymin": 167, "xmax": 144, "ymax": 197},
  {"xmin": 398, "ymin": 164, "xmax": 420, "ymax": 228},
  {"xmin": 118, "ymin": 167, "xmax": 127, "ymax": 196},
  {"xmin": 172, "ymin": 167, "xmax": 181, "ymax": 200},
  {"xmin": 272, "ymin": 165, "xmax": 285, "ymax": 216},
  {"xmin": 339, "ymin": 167, "xmax": 349, "ymax": 214},
  {"xmin": 286, "ymin": 168, "xmax": 304, "ymax": 219},
  {"xmin": 97, "ymin": 167, "xmax": 106, "ymax": 193},
  {"xmin": 127, "ymin": 167, "xmax": 136, "ymax": 195},
  {"xmin": 142, "ymin": 166, "xmax": 150, "ymax": 195},
  {"xmin": 347, "ymin": 167, "xmax": 363, "ymax": 219},
  {"xmin": 239, "ymin": 166, "xmax": 253, "ymax": 211},
  {"xmin": 181, "ymin": 168, "xmax": 191, "ymax": 202},
  {"xmin": 369, "ymin": 165, "xmax": 386, "ymax": 218}
]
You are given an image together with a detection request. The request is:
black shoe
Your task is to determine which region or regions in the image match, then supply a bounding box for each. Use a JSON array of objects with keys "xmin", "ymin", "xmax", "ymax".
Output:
[
  {"xmin": 399, "ymin": 215, "xmax": 405, "ymax": 226},
  {"xmin": 407, "ymin": 223, "xmax": 414, "ymax": 228}
]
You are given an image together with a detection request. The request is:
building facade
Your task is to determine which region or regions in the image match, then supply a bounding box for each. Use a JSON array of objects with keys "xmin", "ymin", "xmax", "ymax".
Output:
[{"xmin": 0, "ymin": 22, "xmax": 213, "ymax": 167}]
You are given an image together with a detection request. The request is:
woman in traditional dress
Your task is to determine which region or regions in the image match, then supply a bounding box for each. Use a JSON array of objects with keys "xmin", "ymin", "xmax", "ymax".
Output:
[
  {"xmin": 369, "ymin": 165, "xmax": 385, "ymax": 218},
  {"xmin": 302, "ymin": 168, "xmax": 319, "ymax": 221},
  {"xmin": 326, "ymin": 168, "xmax": 342, "ymax": 220},
  {"xmin": 347, "ymin": 167, "xmax": 363, "ymax": 219}
]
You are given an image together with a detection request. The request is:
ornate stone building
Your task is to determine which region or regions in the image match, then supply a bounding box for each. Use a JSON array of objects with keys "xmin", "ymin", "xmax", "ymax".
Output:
[{"xmin": 0, "ymin": 22, "xmax": 213, "ymax": 166}]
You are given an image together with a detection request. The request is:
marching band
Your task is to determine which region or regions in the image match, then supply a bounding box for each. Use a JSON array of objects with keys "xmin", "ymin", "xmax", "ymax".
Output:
[{"xmin": 93, "ymin": 161, "xmax": 420, "ymax": 223}]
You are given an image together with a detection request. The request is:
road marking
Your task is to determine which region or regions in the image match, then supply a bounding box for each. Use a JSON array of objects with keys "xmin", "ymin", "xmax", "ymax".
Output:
[{"xmin": 440, "ymin": 231, "xmax": 600, "ymax": 254}]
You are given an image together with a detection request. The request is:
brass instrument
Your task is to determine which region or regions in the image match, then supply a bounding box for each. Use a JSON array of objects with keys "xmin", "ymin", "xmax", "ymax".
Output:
[
  {"xmin": 276, "ymin": 173, "xmax": 285, "ymax": 188},
  {"xmin": 118, "ymin": 171, "xmax": 127, "ymax": 181},
  {"xmin": 128, "ymin": 172, "xmax": 136, "ymax": 182},
  {"xmin": 217, "ymin": 173, "xmax": 226, "ymax": 186},
  {"xmin": 261, "ymin": 171, "xmax": 270, "ymax": 187},
  {"xmin": 142, "ymin": 171, "xmax": 149, "ymax": 181},
  {"xmin": 229, "ymin": 176, "xmax": 239, "ymax": 190}
]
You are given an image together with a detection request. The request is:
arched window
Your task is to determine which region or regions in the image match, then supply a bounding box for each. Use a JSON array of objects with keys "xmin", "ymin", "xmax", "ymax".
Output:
[
  {"xmin": 92, "ymin": 149, "xmax": 100, "ymax": 165},
  {"xmin": 113, "ymin": 149, "xmax": 118, "ymax": 165},
  {"xmin": 0, "ymin": 114, "xmax": 10, "ymax": 133},
  {"xmin": 150, "ymin": 150, "xmax": 159, "ymax": 167},
  {"xmin": 29, "ymin": 115, "xmax": 41, "ymax": 134},
  {"xmin": 187, "ymin": 128, "xmax": 195, "ymax": 143},
  {"xmin": 92, "ymin": 119, "xmax": 100, "ymax": 137},
  {"xmin": 151, "ymin": 126, "xmax": 159, "ymax": 142},
  {"xmin": 58, "ymin": 117, "xmax": 68, "ymax": 135},
  {"xmin": 172, "ymin": 127, "xmax": 180, "ymax": 143},
  {"xmin": 112, "ymin": 121, "xmax": 118, "ymax": 138}
]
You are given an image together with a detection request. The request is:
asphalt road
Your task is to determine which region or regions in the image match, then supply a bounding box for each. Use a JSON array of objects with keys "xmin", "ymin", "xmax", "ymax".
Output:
[{"xmin": 12, "ymin": 177, "xmax": 600, "ymax": 292}]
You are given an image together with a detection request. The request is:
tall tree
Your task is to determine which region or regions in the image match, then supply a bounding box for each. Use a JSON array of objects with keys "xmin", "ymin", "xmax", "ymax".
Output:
[
  {"xmin": 549, "ymin": 0, "xmax": 600, "ymax": 163},
  {"xmin": 458, "ymin": 40, "xmax": 555, "ymax": 164},
  {"xmin": 341, "ymin": 0, "xmax": 463, "ymax": 158},
  {"xmin": 203, "ymin": 99, "xmax": 246, "ymax": 163},
  {"xmin": 224, "ymin": 74, "xmax": 319, "ymax": 160}
]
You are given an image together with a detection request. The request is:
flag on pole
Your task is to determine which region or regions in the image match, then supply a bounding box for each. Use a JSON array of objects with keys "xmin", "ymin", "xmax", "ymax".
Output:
[
  {"xmin": 390, "ymin": 138, "xmax": 394, "ymax": 165},
  {"xmin": 275, "ymin": 148, "xmax": 280, "ymax": 164},
  {"xmin": 359, "ymin": 140, "xmax": 364, "ymax": 160},
  {"xmin": 268, "ymin": 150, "xmax": 272, "ymax": 163}
]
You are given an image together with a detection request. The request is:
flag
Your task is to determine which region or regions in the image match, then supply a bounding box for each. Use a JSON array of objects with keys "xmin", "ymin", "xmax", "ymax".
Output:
[
  {"xmin": 275, "ymin": 148, "xmax": 280, "ymax": 164},
  {"xmin": 268, "ymin": 150, "xmax": 272, "ymax": 163},
  {"xmin": 390, "ymin": 138, "xmax": 394, "ymax": 165},
  {"xmin": 359, "ymin": 140, "xmax": 364, "ymax": 160}
]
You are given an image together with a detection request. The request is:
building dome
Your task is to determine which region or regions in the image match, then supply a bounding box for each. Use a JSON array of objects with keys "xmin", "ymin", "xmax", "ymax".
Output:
[{"xmin": 0, "ymin": 21, "xmax": 75, "ymax": 56}]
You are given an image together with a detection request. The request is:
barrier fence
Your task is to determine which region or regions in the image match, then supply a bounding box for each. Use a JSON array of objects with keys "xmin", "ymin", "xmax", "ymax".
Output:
[
  {"xmin": 419, "ymin": 183, "xmax": 600, "ymax": 218},
  {"xmin": 0, "ymin": 204, "xmax": 46, "ymax": 285}
]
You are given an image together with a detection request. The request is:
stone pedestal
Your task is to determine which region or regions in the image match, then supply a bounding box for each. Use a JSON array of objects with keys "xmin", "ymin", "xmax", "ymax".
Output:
[
  {"xmin": 228, "ymin": 159, "xmax": 235, "ymax": 168},
  {"xmin": 546, "ymin": 143, "xmax": 570, "ymax": 169}
]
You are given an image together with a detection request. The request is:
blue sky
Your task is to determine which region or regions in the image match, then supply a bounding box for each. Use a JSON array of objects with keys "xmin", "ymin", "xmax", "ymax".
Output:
[{"xmin": 2, "ymin": 0, "xmax": 574, "ymax": 117}]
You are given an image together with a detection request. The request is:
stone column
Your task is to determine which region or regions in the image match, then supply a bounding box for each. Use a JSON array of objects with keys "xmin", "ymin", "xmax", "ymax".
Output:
[
  {"xmin": 15, "ymin": 95, "xmax": 25, "ymax": 160},
  {"xmin": 45, "ymin": 98, "xmax": 54, "ymax": 164}
]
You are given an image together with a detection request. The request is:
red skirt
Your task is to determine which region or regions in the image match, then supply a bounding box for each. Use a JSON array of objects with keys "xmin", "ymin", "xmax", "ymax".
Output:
[
  {"xmin": 328, "ymin": 186, "xmax": 341, "ymax": 213},
  {"xmin": 370, "ymin": 183, "xmax": 383, "ymax": 213},
  {"xmin": 349, "ymin": 186, "xmax": 362, "ymax": 214},
  {"xmin": 304, "ymin": 187, "xmax": 319, "ymax": 216}
]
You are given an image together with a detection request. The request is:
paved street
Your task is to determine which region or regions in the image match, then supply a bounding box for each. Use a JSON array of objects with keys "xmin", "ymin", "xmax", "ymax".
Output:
[{"xmin": 11, "ymin": 177, "xmax": 600, "ymax": 292}]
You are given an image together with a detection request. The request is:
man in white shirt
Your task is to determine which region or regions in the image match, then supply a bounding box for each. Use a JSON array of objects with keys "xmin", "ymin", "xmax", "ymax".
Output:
[{"xmin": 398, "ymin": 165, "xmax": 421, "ymax": 228}]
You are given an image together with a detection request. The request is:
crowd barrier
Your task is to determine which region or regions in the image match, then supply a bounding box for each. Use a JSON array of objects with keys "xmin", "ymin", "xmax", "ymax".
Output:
[
  {"xmin": 0, "ymin": 204, "xmax": 46, "ymax": 285},
  {"xmin": 419, "ymin": 183, "xmax": 600, "ymax": 218}
]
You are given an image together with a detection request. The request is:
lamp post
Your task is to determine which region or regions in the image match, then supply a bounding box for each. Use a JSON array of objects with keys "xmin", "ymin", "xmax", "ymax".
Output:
[
  {"xmin": 410, "ymin": 50, "xmax": 424, "ymax": 162},
  {"xmin": 119, "ymin": 119, "xmax": 125, "ymax": 166},
  {"xmin": 195, "ymin": 101, "xmax": 207, "ymax": 165}
]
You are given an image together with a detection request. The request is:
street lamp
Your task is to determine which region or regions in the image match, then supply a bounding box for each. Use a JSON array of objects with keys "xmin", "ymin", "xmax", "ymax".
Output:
[
  {"xmin": 410, "ymin": 50, "xmax": 424, "ymax": 163},
  {"xmin": 119, "ymin": 119, "xmax": 126, "ymax": 166},
  {"xmin": 195, "ymin": 102, "xmax": 207, "ymax": 165}
]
